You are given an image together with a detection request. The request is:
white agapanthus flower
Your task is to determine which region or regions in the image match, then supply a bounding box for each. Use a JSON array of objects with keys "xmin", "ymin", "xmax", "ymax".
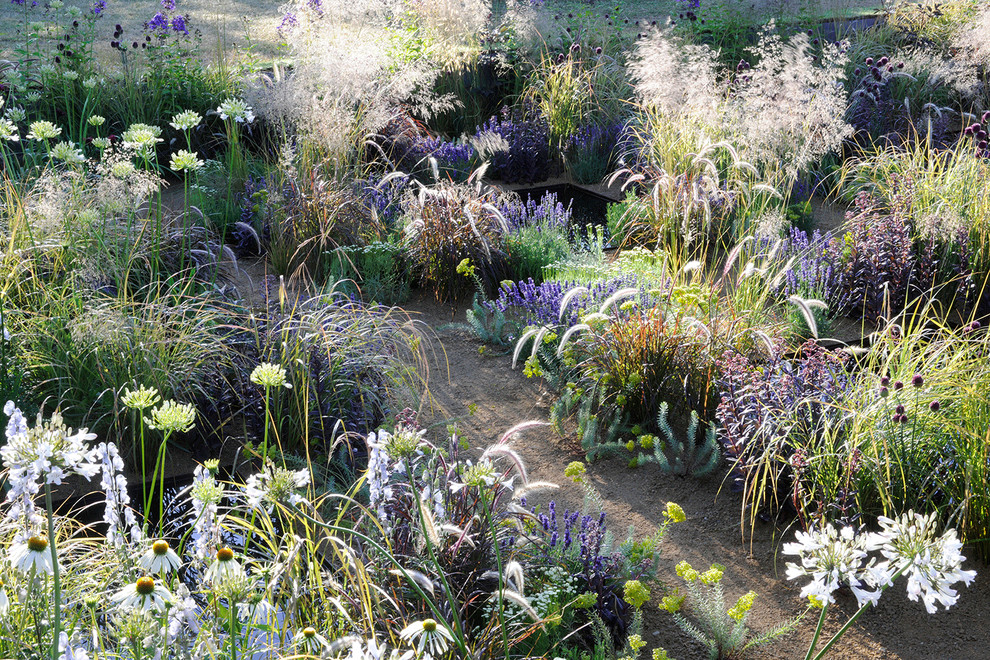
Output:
[
  {"xmin": 0, "ymin": 118, "xmax": 19, "ymax": 142},
  {"xmin": 243, "ymin": 463, "xmax": 309, "ymax": 513},
  {"xmin": 169, "ymin": 149, "xmax": 203, "ymax": 172},
  {"xmin": 140, "ymin": 539, "xmax": 182, "ymax": 574},
  {"xmin": 9, "ymin": 535, "xmax": 57, "ymax": 575},
  {"xmin": 875, "ymin": 510, "xmax": 977, "ymax": 613},
  {"xmin": 26, "ymin": 120, "xmax": 61, "ymax": 141},
  {"xmin": 216, "ymin": 98, "xmax": 255, "ymax": 124},
  {"xmin": 1, "ymin": 403, "xmax": 100, "ymax": 491},
  {"xmin": 112, "ymin": 576, "xmax": 174, "ymax": 613},
  {"xmin": 783, "ymin": 523, "xmax": 888, "ymax": 607},
  {"xmin": 50, "ymin": 141, "xmax": 85, "ymax": 164},
  {"xmin": 169, "ymin": 109, "xmax": 202, "ymax": 131}
]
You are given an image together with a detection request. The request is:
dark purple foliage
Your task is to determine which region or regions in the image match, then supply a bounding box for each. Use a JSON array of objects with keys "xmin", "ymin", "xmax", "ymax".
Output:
[
  {"xmin": 534, "ymin": 501, "xmax": 632, "ymax": 645},
  {"xmin": 715, "ymin": 341, "xmax": 851, "ymax": 518},
  {"xmin": 827, "ymin": 192, "xmax": 937, "ymax": 324},
  {"xmin": 473, "ymin": 107, "xmax": 552, "ymax": 184}
]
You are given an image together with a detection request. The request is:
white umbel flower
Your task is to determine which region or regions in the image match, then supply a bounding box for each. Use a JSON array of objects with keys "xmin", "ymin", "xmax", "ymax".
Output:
[
  {"xmin": 139, "ymin": 540, "xmax": 182, "ymax": 574},
  {"xmin": 875, "ymin": 510, "xmax": 977, "ymax": 613},
  {"xmin": 783, "ymin": 523, "xmax": 887, "ymax": 607}
]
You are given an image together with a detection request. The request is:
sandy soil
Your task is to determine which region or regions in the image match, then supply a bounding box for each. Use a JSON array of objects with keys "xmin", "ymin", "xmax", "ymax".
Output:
[{"xmin": 404, "ymin": 292, "xmax": 989, "ymax": 660}]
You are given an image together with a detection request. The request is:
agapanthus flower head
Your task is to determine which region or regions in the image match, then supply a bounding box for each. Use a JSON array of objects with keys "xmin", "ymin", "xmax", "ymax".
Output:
[
  {"xmin": 783, "ymin": 523, "xmax": 887, "ymax": 608},
  {"xmin": 398, "ymin": 619, "xmax": 453, "ymax": 657},
  {"xmin": 110, "ymin": 161, "xmax": 136, "ymax": 177},
  {"xmin": 169, "ymin": 149, "xmax": 202, "ymax": 172},
  {"xmin": 875, "ymin": 511, "xmax": 977, "ymax": 613},
  {"xmin": 243, "ymin": 462, "xmax": 309, "ymax": 512},
  {"xmin": 145, "ymin": 400, "xmax": 196, "ymax": 434},
  {"xmin": 249, "ymin": 362, "xmax": 291, "ymax": 389},
  {"xmin": 169, "ymin": 109, "xmax": 201, "ymax": 131},
  {"xmin": 122, "ymin": 123, "xmax": 163, "ymax": 155},
  {"xmin": 5, "ymin": 106, "xmax": 26, "ymax": 123},
  {"xmin": 27, "ymin": 120, "xmax": 62, "ymax": 141},
  {"xmin": 216, "ymin": 98, "xmax": 254, "ymax": 124},
  {"xmin": 140, "ymin": 539, "xmax": 182, "ymax": 574},
  {"xmin": 0, "ymin": 118, "xmax": 19, "ymax": 142},
  {"xmin": 51, "ymin": 141, "xmax": 85, "ymax": 164},
  {"xmin": 112, "ymin": 576, "xmax": 174, "ymax": 612},
  {"xmin": 9, "ymin": 535, "xmax": 57, "ymax": 575},
  {"xmin": 121, "ymin": 385, "xmax": 161, "ymax": 411},
  {"xmin": 83, "ymin": 76, "xmax": 98, "ymax": 89},
  {"xmin": 1, "ymin": 406, "xmax": 99, "ymax": 486},
  {"xmin": 62, "ymin": 70, "xmax": 79, "ymax": 81}
]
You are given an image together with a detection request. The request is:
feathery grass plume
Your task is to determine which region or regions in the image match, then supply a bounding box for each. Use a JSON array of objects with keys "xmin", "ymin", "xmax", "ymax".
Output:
[
  {"xmin": 953, "ymin": 4, "xmax": 990, "ymax": 69},
  {"xmin": 629, "ymin": 25, "xmax": 721, "ymax": 119}
]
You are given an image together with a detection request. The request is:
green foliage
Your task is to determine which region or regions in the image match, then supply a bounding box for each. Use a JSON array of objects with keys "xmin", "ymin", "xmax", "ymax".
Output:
[
  {"xmin": 504, "ymin": 221, "xmax": 573, "ymax": 283},
  {"xmin": 665, "ymin": 561, "xmax": 802, "ymax": 659},
  {"xmin": 327, "ymin": 240, "xmax": 411, "ymax": 305},
  {"xmin": 633, "ymin": 402, "xmax": 721, "ymax": 478}
]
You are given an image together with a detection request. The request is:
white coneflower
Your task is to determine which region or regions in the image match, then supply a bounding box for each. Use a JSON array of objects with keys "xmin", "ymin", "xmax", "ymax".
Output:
[
  {"xmin": 293, "ymin": 627, "xmax": 329, "ymax": 655},
  {"xmin": 140, "ymin": 540, "xmax": 182, "ymax": 574},
  {"xmin": 112, "ymin": 576, "xmax": 174, "ymax": 613},
  {"xmin": 399, "ymin": 618, "xmax": 454, "ymax": 657},
  {"xmin": 205, "ymin": 547, "xmax": 245, "ymax": 584},
  {"xmin": 10, "ymin": 535, "xmax": 57, "ymax": 575}
]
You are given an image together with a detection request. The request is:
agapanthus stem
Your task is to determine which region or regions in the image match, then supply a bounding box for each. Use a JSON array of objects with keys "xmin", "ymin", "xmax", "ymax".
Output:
[
  {"xmin": 44, "ymin": 483, "xmax": 61, "ymax": 660},
  {"xmin": 803, "ymin": 603, "xmax": 828, "ymax": 660}
]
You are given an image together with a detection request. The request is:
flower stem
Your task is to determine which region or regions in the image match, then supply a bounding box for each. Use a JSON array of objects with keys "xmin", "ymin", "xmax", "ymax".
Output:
[
  {"xmin": 44, "ymin": 483, "xmax": 61, "ymax": 660},
  {"xmin": 803, "ymin": 603, "xmax": 828, "ymax": 660}
]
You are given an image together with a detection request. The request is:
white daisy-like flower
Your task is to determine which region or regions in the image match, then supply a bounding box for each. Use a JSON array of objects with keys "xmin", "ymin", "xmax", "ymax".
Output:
[
  {"xmin": 875, "ymin": 510, "xmax": 977, "ymax": 613},
  {"xmin": 782, "ymin": 523, "xmax": 888, "ymax": 607},
  {"xmin": 9, "ymin": 535, "xmax": 57, "ymax": 576},
  {"xmin": 112, "ymin": 576, "xmax": 174, "ymax": 613},
  {"xmin": 398, "ymin": 618, "xmax": 454, "ymax": 657},
  {"xmin": 293, "ymin": 627, "xmax": 329, "ymax": 655},
  {"xmin": 205, "ymin": 547, "xmax": 245, "ymax": 584},
  {"xmin": 139, "ymin": 539, "xmax": 182, "ymax": 574}
]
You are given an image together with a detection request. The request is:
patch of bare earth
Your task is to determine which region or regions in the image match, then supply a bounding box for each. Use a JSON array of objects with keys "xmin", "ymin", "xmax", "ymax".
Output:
[{"xmin": 404, "ymin": 292, "xmax": 989, "ymax": 660}]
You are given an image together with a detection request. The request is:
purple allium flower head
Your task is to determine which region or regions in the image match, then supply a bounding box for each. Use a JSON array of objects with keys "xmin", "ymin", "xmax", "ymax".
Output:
[
  {"xmin": 894, "ymin": 380, "xmax": 903, "ymax": 391},
  {"xmin": 929, "ymin": 400, "xmax": 940, "ymax": 412},
  {"xmin": 911, "ymin": 373, "xmax": 923, "ymax": 388}
]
